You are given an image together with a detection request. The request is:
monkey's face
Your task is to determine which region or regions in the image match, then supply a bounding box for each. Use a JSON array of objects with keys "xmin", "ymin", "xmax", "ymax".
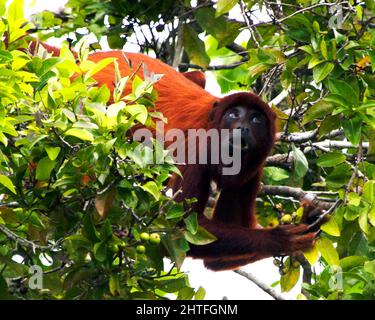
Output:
[
  {"xmin": 207, "ymin": 93, "xmax": 275, "ymax": 187},
  {"xmin": 221, "ymin": 105, "xmax": 269, "ymax": 154}
]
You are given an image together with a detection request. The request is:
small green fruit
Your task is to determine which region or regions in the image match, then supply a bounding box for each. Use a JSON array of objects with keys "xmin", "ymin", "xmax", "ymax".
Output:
[
  {"xmin": 136, "ymin": 245, "xmax": 146, "ymax": 254},
  {"xmin": 140, "ymin": 232, "xmax": 150, "ymax": 241},
  {"xmin": 149, "ymin": 233, "xmax": 161, "ymax": 244}
]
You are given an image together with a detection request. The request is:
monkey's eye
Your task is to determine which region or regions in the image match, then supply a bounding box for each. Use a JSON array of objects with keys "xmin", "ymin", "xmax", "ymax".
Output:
[
  {"xmin": 251, "ymin": 112, "xmax": 263, "ymax": 124},
  {"xmin": 227, "ymin": 109, "xmax": 240, "ymax": 119}
]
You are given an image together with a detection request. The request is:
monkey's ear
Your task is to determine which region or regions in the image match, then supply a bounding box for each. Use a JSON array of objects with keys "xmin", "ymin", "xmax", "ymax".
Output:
[{"xmin": 182, "ymin": 71, "xmax": 206, "ymax": 89}]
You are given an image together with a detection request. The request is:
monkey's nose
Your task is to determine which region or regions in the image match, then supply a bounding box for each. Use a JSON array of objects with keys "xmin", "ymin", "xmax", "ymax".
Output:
[
  {"xmin": 229, "ymin": 127, "xmax": 255, "ymax": 152},
  {"xmin": 239, "ymin": 127, "xmax": 255, "ymax": 151}
]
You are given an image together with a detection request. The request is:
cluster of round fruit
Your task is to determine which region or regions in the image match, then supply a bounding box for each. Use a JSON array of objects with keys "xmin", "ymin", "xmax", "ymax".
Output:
[{"xmin": 136, "ymin": 232, "xmax": 161, "ymax": 254}]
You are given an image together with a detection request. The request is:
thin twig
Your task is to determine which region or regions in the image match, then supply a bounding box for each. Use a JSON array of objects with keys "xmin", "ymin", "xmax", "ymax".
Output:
[
  {"xmin": 234, "ymin": 269, "xmax": 286, "ymax": 300},
  {"xmin": 0, "ymin": 224, "xmax": 59, "ymax": 252}
]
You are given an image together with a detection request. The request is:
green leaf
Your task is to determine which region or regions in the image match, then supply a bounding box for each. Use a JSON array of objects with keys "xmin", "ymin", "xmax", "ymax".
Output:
[
  {"xmin": 36, "ymin": 157, "xmax": 56, "ymax": 180},
  {"xmin": 263, "ymin": 167, "xmax": 289, "ymax": 183},
  {"xmin": 324, "ymin": 94, "xmax": 349, "ymax": 107},
  {"xmin": 280, "ymin": 259, "xmax": 300, "ymax": 292},
  {"xmin": 292, "ymin": 145, "xmax": 308, "ymax": 178},
  {"xmin": 321, "ymin": 217, "xmax": 340, "ymax": 236},
  {"xmin": 45, "ymin": 146, "xmax": 61, "ymax": 161},
  {"xmin": 177, "ymin": 286, "xmax": 195, "ymax": 300},
  {"xmin": 216, "ymin": 0, "xmax": 238, "ymax": 16},
  {"xmin": 82, "ymin": 214, "xmax": 100, "ymax": 243},
  {"xmin": 140, "ymin": 181, "xmax": 160, "ymax": 201},
  {"xmin": 303, "ymin": 246, "xmax": 319, "ymax": 265},
  {"xmin": 183, "ymin": 25, "xmax": 210, "ymax": 68},
  {"xmin": 363, "ymin": 180, "xmax": 375, "ymax": 203},
  {"xmin": 317, "ymin": 152, "xmax": 346, "ymax": 167},
  {"xmin": 302, "ymin": 100, "xmax": 335, "ymax": 124},
  {"xmin": 369, "ymin": 207, "xmax": 375, "ymax": 227},
  {"xmin": 196, "ymin": 7, "xmax": 241, "ymax": 47},
  {"xmin": 161, "ymin": 234, "xmax": 188, "ymax": 269},
  {"xmin": 316, "ymin": 237, "xmax": 339, "ymax": 266},
  {"xmin": 328, "ymin": 79, "xmax": 359, "ymax": 106},
  {"xmin": 320, "ymin": 39, "xmax": 328, "ymax": 59},
  {"xmin": 340, "ymin": 256, "xmax": 366, "ymax": 271},
  {"xmin": 65, "ymin": 128, "xmax": 94, "ymax": 141},
  {"xmin": 342, "ymin": 117, "xmax": 362, "ymax": 146},
  {"xmin": 364, "ymin": 260, "xmax": 375, "ymax": 276},
  {"xmin": 155, "ymin": 277, "xmax": 187, "ymax": 293},
  {"xmin": 109, "ymin": 274, "xmax": 120, "ymax": 296},
  {"xmin": 165, "ymin": 203, "xmax": 185, "ymax": 219},
  {"xmin": 184, "ymin": 226, "xmax": 217, "ymax": 245},
  {"xmin": 308, "ymin": 56, "xmax": 325, "ymax": 69},
  {"xmin": 348, "ymin": 192, "xmax": 361, "ymax": 206},
  {"xmin": 348, "ymin": 231, "xmax": 369, "ymax": 256},
  {"xmin": 184, "ymin": 212, "xmax": 198, "ymax": 235},
  {"xmin": 326, "ymin": 163, "xmax": 352, "ymax": 188},
  {"xmin": 93, "ymin": 241, "xmax": 107, "ymax": 262},
  {"xmin": 359, "ymin": 210, "xmax": 369, "ymax": 234},
  {"xmin": 85, "ymin": 57, "xmax": 114, "ymax": 80},
  {"xmin": 0, "ymin": 175, "xmax": 16, "ymax": 194},
  {"xmin": 126, "ymin": 104, "xmax": 148, "ymax": 125},
  {"xmin": 313, "ymin": 62, "xmax": 334, "ymax": 83},
  {"xmin": 194, "ymin": 286, "xmax": 206, "ymax": 300}
]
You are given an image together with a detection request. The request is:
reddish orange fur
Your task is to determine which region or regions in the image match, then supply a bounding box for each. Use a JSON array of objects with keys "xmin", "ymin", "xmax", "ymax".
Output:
[{"xmin": 88, "ymin": 51, "xmax": 216, "ymax": 133}]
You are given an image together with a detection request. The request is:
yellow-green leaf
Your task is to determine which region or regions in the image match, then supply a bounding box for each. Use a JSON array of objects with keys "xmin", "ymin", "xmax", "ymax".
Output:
[
  {"xmin": 84, "ymin": 57, "xmax": 115, "ymax": 80},
  {"xmin": 303, "ymin": 245, "xmax": 319, "ymax": 265},
  {"xmin": 316, "ymin": 238, "xmax": 339, "ymax": 266},
  {"xmin": 321, "ymin": 217, "xmax": 341, "ymax": 236},
  {"xmin": 216, "ymin": 0, "xmax": 238, "ymax": 16},
  {"xmin": 109, "ymin": 274, "xmax": 121, "ymax": 296},
  {"xmin": 359, "ymin": 210, "xmax": 369, "ymax": 234},
  {"xmin": 313, "ymin": 62, "xmax": 334, "ymax": 83},
  {"xmin": 0, "ymin": 174, "xmax": 16, "ymax": 194},
  {"xmin": 45, "ymin": 146, "xmax": 61, "ymax": 161},
  {"xmin": 280, "ymin": 260, "xmax": 300, "ymax": 293},
  {"xmin": 184, "ymin": 226, "xmax": 217, "ymax": 245},
  {"xmin": 126, "ymin": 104, "xmax": 148, "ymax": 125},
  {"xmin": 65, "ymin": 128, "xmax": 94, "ymax": 141},
  {"xmin": 140, "ymin": 181, "xmax": 160, "ymax": 200},
  {"xmin": 36, "ymin": 157, "xmax": 56, "ymax": 180},
  {"xmin": 320, "ymin": 39, "xmax": 328, "ymax": 59}
]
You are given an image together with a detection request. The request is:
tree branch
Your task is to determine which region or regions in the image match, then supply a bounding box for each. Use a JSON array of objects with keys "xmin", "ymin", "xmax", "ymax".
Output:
[
  {"xmin": 265, "ymin": 153, "xmax": 294, "ymax": 169},
  {"xmin": 179, "ymin": 43, "xmax": 249, "ymax": 71},
  {"xmin": 276, "ymin": 129, "xmax": 343, "ymax": 143},
  {"xmin": 0, "ymin": 224, "xmax": 58, "ymax": 252},
  {"xmin": 234, "ymin": 269, "xmax": 286, "ymax": 300},
  {"xmin": 259, "ymin": 185, "xmax": 335, "ymax": 210}
]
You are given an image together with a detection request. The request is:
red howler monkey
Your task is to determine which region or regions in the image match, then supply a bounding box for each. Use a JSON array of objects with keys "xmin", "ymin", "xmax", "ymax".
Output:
[{"xmin": 28, "ymin": 41, "xmax": 318, "ymax": 271}]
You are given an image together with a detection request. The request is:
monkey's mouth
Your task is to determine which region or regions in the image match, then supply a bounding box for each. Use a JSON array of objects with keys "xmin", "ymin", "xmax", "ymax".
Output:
[{"xmin": 228, "ymin": 135, "xmax": 253, "ymax": 154}]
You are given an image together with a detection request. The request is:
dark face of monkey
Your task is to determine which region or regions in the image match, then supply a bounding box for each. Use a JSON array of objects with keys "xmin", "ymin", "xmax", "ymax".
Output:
[
  {"xmin": 221, "ymin": 105, "xmax": 269, "ymax": 155},
  {"xmin": 207, "ymin": 93, "xmax": 275, "ymax": 188}
]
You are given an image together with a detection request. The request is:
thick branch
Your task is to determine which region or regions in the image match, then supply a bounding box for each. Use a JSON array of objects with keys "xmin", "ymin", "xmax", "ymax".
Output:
[
  {"xmin": 303, "ymin": 140, "xmax": 369, "ymax": 150},
  {"xmin": 259, "ymin": 185, "xmax": 334, "ymax": 210},
  {"xmin": 265, "ymin": 153, "xmax": 293, "ymax": 169},
  {"xmin": 277, "ymin": 129, "xmax": 343, "ymax": 143}
]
